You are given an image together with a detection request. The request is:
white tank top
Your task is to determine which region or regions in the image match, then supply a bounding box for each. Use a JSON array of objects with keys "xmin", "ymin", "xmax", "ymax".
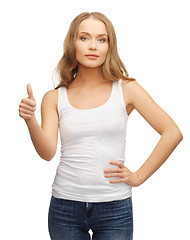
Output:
[{"xmin": 52, "ymin": 79, "xmax": 132, "ymax": 202}]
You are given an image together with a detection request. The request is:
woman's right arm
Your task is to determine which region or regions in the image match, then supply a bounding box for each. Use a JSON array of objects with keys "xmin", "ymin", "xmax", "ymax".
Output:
[{"xmin": 19, "ymin": 84, "xmax": 59, "ymax": 161}]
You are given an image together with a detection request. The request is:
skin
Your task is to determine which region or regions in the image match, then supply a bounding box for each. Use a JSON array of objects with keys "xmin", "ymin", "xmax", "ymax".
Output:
[
  {"xmin": 19, "ymin": 18, "xmax": 183, "ymax": 187},
  {"xmin": 75, "ymin": 18, "xmax": 109, "ymax": 80}
]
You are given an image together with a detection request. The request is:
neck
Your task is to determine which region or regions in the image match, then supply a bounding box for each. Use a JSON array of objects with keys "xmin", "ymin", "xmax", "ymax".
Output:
[{"xmin": 73, "ymin": 64, "xmax": 108, "ymax": 88}]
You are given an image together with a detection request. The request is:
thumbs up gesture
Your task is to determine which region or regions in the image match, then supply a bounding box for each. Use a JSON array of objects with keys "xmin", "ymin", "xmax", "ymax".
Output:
[{"xmin": 19, "ymin": 84, "xmax": 36, "ymax": 121}]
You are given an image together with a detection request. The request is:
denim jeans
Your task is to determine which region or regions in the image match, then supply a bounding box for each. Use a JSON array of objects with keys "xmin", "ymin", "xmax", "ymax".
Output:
[{"xmin": 48, "ymin": 195, "xmax": 133, "ymax": 240}]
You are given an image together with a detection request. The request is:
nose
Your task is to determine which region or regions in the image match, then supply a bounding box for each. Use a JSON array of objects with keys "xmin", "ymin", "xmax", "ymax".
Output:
[{"xmin": 88, "ymin": 39, "xmax": 97, "ymax": 50}]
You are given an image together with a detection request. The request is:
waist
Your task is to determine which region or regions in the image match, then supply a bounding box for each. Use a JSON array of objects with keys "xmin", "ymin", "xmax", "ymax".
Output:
[
  {"xmin": 52, "ymin": 161, "xmax": 132, "ymax": 202},
  {"xmin": 56, "ymin": 157, "xmax": 125, "ymax": 184}
]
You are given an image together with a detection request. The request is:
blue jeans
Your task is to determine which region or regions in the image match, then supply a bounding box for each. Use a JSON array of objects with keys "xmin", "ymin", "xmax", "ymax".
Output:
[{"xmin": 48, "ymin": 195, "xmax": 133, "ymax": 240}]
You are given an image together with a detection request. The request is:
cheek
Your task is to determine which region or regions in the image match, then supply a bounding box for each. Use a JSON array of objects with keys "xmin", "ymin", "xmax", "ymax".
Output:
[
  {"xmin": 101, "ymin": 45, "xmax": 109, "ymax": 58},
  {"xmin": 76, "ymin": 44, "xmax": 87, "ymax": 58},
  {"xmin": 75, "ymin": 43, "xmax": 80, "ymax": 56}
]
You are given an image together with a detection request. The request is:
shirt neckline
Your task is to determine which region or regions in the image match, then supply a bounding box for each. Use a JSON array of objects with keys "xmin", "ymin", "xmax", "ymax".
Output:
[{"xmin": 65, "ymin": 81, "xmax": 115, "ymax": 111}]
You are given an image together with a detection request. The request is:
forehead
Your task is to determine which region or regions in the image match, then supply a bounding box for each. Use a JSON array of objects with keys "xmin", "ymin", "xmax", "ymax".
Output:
[{"xmin": 78, "ymin": 18, "xmax": 107, "ymax": 35}]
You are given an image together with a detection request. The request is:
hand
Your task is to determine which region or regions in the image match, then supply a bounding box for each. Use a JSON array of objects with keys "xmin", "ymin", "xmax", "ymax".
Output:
[
  {"xmin": 104, "ymin": 160, "xmax": 142, "ymax": 187},
  {"xmin": 19, "ymin": 84, "xmax": 36, "ymax": 121}
]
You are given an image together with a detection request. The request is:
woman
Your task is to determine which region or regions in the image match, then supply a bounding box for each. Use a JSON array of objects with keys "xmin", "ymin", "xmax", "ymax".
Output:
[{"xmin": 19, "ymin": 12, "xmax": 183, "ymax": 240}]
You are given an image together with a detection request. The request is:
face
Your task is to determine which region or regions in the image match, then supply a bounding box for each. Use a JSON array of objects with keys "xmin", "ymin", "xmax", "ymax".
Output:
[{"xmin": 75, "ymin": 18, "xmax": 109, "ymax": 69}]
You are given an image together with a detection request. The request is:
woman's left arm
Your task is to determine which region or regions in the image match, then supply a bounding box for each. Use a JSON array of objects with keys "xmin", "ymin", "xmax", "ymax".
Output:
[{"xmin": 104, "ymin": 80, "xmax": 183, "ymax": 186}]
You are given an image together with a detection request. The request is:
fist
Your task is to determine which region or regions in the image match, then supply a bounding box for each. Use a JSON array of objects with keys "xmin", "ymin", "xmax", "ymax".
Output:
[{"xmin": 19, "ymin": 84, "xmax": 36, "ymax": 121}]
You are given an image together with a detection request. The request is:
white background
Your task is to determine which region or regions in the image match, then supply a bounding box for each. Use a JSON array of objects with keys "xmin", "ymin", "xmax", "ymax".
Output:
[{"xmin": 0, "ymin": 0, "xmax": 189, "ymax": 239}]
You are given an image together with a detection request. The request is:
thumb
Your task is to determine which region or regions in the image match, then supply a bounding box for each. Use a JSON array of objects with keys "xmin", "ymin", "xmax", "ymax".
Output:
[{"xmin": 27, "ymin": 84, "xmax": 35, "ymax": 100}]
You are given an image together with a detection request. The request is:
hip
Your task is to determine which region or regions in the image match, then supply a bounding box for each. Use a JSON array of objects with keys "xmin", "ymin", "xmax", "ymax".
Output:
[{"xmin": 48, "ymin": 195, "xmax": 133, "ymax": 238}]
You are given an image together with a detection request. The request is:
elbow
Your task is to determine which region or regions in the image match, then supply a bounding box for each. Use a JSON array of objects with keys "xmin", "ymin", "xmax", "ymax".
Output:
[
  {"xmin": 177, "ymin": 131, "xmax": 183, "ymax": 142},
  {"xmin": 40, "ymin": 150, "xmax": 56, "ymax": 162},
  {"xmin": 42, "ymin": 156, "xmax": 53, "ymax": 162},
  {"xmin": 164, "ymin": 127, "xmax": 183, "ymax": 143},
  {"xmin": 174, "ymin": 127, "xmax": 183, "ymax": 142}
]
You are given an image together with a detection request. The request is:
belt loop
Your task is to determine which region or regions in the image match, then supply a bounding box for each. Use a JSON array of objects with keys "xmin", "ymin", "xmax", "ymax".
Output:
[{"xmin": 86, "ymin": 202, "xmax": 88, "ymax": 208}]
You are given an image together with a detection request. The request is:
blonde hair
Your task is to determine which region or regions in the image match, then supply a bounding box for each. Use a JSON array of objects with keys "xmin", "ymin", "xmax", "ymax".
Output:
[{"xmin": 53, "ymin": 12, "xmax": 135, "ymax": 89}]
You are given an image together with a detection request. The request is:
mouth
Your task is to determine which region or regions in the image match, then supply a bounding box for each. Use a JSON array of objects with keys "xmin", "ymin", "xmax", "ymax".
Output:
[{"xmin": 85, "ymin": 54, "xmax": 99, "ymax": 58}]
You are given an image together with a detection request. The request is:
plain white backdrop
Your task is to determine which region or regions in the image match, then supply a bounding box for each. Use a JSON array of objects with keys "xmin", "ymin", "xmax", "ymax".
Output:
[{"xmin": 0, "ymin": 0, "xmax": 189, "ymax": 239}]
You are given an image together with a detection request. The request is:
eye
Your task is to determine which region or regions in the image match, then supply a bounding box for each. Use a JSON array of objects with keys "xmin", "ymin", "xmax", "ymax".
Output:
[
  {"xmin": 80, "ymin": 36, "xmax": 88, "ymax": 41},
  {"xmin": 98, "ymin": 38, "xmax": 106, "ymax": 43}
]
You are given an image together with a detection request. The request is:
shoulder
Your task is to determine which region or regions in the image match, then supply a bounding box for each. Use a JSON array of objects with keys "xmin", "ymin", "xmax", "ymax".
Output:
[
  {"xmin": 121, "ymin": 79, "xmax": 150, "ymax": 107},
  {"xmin": 121, "ymin": 79, "xmax": 140, "ymax": 93},
  {"xmin": 41, "ymin": 89, "xmax": 58, "ymax": 110},
  {"xmin": 42, "ymin": 89, "xmax": 58, "ymax": 102}
]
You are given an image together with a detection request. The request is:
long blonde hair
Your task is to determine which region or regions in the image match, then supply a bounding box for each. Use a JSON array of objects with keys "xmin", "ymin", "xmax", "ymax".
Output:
[{"xmin": 53, "ymin": 12, "xmax": 135, "ymax": 89}]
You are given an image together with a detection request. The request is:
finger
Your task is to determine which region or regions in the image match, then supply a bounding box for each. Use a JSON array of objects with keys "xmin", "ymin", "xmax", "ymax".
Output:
[
  {"xmin": 104, "ymin": 168, "xmax": 122, "ymax": 173},
  {"xmin": 104, "ymin": 173, "xmax": 124, "ymax": 178},
  {"xmin": 27, "ymin": 84, "xmax": 35, "ymax": 100},
  {"xmin": 19, "ymin": 102, "xmax": 36, "ymax": 112},
  {"xmin": 19, "ymin": 112, "xmax": 33, "ymax": 119},
  {"xmin": 109, "ymin": 178, "xmax": 126, "ymax": 184},
  {"xmin": 110, "ymin": 161, "xmax": 125, "ymax": 168},
  {"xmin": 19, "ymin": 108, "xmax": 34, "ymax": 115},
  {"xmin": 21, "ymin": 98, "xmax": 36, "ymax": 107}
]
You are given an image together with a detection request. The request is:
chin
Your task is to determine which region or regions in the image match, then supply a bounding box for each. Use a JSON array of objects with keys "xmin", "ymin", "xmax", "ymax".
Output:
[{"xmin": 79, "ymin": 62, "xmax": 104, "ymax": 69}]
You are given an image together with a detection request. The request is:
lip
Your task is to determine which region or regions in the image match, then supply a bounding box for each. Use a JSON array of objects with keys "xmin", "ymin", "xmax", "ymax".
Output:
[{"xmin": 85, "ymin": 54, "xmax": 99, "ymax": 58}]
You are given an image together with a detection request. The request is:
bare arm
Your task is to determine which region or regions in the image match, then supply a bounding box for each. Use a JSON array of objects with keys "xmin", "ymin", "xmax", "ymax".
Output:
[
  {"xmin": 19, "ymin": 84, "xmax": 59, "ymax": 161},
  {"xmin": 127, "ymin": 81, "xmax": 183, "ymax": 184},
  {"xmin": 104, "ymin": 80, "xmax": 183, "ymax": 186}
]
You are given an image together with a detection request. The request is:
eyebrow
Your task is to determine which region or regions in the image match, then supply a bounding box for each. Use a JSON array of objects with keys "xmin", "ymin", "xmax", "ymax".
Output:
[{"xmin": 78, "ymin": 32, "xmax": 108, "ymax": 37}]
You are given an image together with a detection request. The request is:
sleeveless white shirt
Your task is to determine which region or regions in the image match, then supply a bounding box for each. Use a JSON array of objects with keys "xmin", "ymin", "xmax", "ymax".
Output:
[{"xmin": 52, "ymin": 79, "xmax": 132, "ymax": 202}]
